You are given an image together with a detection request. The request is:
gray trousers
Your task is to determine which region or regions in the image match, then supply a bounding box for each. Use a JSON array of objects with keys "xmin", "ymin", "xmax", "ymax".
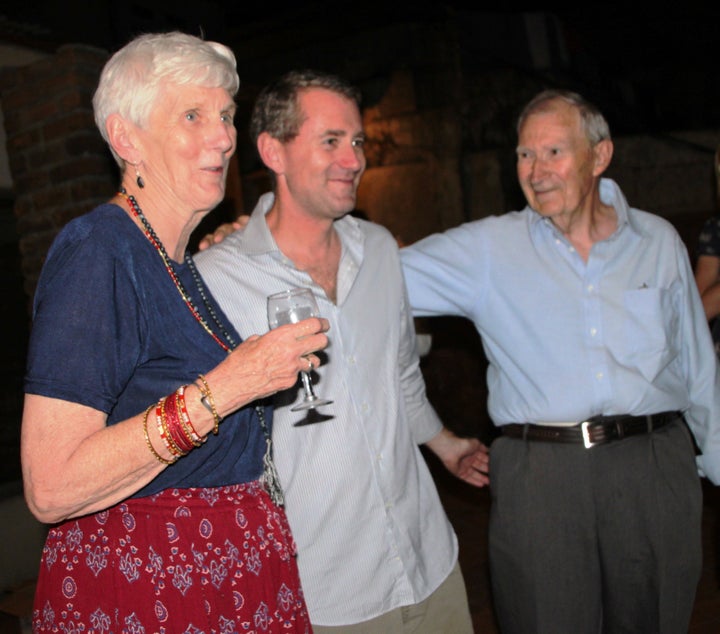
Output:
[{"xmin": 489, "ymin": 418, "xmax": 702, "ymax": 634}]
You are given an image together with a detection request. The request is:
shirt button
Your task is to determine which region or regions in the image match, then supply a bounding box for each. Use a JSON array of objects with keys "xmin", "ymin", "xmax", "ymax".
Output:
[
  {"xmin": 590, "ymin": 328, "xmax": 597, "ymax": 337},
  {"xmin": 587, "ymin": 284, "xmax": 594, "ymax": 292},
  {"xmin": 596, "ymin": 372, "xmax": 604, "ymax": 380}
]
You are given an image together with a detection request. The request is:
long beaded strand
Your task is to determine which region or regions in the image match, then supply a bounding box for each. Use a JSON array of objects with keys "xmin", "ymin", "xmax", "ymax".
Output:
[
  {"xmin": 184, "ymin": 253, "xmax": 237, "ymax": 348},
  {"xmin": 118, "ymin": 189, "xmax": 233, "ymax": 352},
  {"xmin": 185, "ymin": 254, "xmax": 284, "ymax": 505},
  {"xmin": 118, "ymin": 189, "xmax": 284, "ymax": 506}
]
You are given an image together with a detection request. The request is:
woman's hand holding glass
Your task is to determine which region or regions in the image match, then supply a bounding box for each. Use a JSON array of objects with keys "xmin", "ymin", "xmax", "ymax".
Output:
[
  {"xmin": 267, "ymin": 288, "xmax": 333, "ymax": 411},
  {"xmin": 202, "ymin": 312, "xmax": 329, "ymax": 419}
]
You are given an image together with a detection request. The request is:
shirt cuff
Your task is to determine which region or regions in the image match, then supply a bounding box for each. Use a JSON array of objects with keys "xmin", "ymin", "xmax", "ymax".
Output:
[{"xmin": 413, "ymin": 411, "xmax": 444, "ymax": 445}]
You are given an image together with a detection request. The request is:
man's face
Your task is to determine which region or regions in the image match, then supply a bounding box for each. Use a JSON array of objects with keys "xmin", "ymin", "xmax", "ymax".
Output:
[
  {"xmin": 276, "ymin": 88, "xmax": 366, "ymax": 220},
  {"xmin": 516, "ymin": 100, "xmax": 605, "ymax": 224}
]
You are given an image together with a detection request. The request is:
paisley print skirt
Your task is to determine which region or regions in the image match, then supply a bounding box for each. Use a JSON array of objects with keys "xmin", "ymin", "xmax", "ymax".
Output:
[{"xmin": 31, "ymin": 481, "xmax": 312, "ymax": 633}]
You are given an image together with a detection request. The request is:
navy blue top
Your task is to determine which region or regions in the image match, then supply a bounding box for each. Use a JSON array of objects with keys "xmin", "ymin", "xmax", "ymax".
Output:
[{"xmin": 25, "ymin": 203, "xmax": 269, "ymax": 497}]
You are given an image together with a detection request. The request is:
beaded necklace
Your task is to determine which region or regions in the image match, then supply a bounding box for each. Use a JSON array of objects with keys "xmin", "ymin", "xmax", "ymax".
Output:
[
  {"xmin": 119, "ymin": 189, "xmax": 234, "ymax": 352},
  {"xmin": 118, "ymin": 189, "xmax": 284, "ymax": 506}
]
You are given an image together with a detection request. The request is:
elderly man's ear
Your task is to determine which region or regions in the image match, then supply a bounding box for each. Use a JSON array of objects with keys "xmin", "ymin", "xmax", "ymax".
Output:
[{"xmin": 592, "ymin": 139, "xmax": 613, "ymax": 177}]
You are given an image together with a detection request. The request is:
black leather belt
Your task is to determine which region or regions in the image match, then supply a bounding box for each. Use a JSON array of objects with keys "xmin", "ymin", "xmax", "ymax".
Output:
[{"xmin": 501, "ymin": 411, "xmax": 680, "ymax": 449}]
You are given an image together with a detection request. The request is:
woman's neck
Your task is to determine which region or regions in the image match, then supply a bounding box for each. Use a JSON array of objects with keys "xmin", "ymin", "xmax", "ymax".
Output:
[{"xmin": 117, "ymin": 181, "xmax": 196, "ymax": 262}]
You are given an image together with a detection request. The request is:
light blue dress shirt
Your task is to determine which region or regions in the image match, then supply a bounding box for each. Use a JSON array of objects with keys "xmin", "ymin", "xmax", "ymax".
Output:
[
  {"xmin": 401, "ymin": 178, "xmax": 720, "ymax": 483},
  {"xmin": 195, "ymin": 193, "xmax": 457, "ymax": 625}
]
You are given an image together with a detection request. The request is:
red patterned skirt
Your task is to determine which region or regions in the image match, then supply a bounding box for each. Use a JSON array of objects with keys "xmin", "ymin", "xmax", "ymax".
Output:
[{"xmin": 32, "ymin": 481, "xmax": 312, "ymax": 633}]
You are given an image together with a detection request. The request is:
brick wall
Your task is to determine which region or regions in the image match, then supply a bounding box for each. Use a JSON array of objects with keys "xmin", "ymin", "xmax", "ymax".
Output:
[{"xmin": 0, "ymin": 44, "xmax": 116, "ymax": 303}]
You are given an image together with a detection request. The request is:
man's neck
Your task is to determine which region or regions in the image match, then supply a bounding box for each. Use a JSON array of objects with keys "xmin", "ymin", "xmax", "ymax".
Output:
[
  {"xmin": 266, "ymin": 201, "xmax": 342, "ymax": 303},
  {"xmin": 550, "ymin": 198, "xmax": 617, "ymax": 262}
]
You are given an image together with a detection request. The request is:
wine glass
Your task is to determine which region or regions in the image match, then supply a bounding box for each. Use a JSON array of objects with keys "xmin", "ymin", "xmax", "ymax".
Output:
[{"xmin": 267, "ymin": 287, "xmax": 332, "ymax": 411}]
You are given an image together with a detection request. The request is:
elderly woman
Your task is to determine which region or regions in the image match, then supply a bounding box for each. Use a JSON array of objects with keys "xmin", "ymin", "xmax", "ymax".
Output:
[{"xmin": 21, "ymin": 32, "xmax": 324, "ymax": 633}]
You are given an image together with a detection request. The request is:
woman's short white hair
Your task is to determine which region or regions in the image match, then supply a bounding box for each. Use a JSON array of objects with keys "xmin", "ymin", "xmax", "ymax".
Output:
[{"xmin": 93, "ymin": 31, "xmax": 239, "ymax": 166}]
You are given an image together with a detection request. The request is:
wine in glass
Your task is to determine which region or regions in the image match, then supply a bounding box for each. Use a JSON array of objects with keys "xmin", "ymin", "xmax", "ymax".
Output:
[{"xmin": 267, "ymin": 287, "xmax": 332, "ymax": 411}]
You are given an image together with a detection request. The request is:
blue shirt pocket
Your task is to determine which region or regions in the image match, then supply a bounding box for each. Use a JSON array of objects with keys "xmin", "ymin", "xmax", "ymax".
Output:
[{"xmin": 621, "ymin": 285, "xmax": 679, "ymax": 381}]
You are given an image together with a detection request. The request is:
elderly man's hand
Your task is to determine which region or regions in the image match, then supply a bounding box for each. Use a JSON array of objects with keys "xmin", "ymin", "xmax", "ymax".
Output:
[{"xmin": 198, "ymin": 215, "xmax": 251, "ymax": 250}]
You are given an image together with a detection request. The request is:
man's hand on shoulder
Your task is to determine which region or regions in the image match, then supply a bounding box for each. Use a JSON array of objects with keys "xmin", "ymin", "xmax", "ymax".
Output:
[{"xmin": 198, "ymin": 215, "xmax": 251, "ymax": 251}]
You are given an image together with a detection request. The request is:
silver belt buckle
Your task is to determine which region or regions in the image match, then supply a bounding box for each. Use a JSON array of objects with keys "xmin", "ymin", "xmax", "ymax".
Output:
[{"xmin": 580, "ymin": 421, "xmax": 598, "ymax": 449}]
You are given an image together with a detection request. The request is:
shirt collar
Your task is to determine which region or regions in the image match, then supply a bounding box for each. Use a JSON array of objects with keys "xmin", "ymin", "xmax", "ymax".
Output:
[
  {"xmin": 243, "ymin": 192, "xmax": 366, "ymax": 305},
  {"xmin": 244, "ymin": 191, "xmax": 365, "ymax": 252},
  {"xmin": 242, "ymin": 192, "xmax": 278, "ymax": 256},
  {"xmin": 529, "ymin": 177, "xmax": 642, "ymax": 241}
]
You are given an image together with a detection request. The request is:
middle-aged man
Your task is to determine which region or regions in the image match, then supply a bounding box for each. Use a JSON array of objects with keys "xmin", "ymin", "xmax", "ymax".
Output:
[
  {"xmin": 400, "ymin": 89, "xmax": 720, "ymax": 633},
  {"xmin": 194, "ymin": 70, "xmax": 489, "ymax": 633}
]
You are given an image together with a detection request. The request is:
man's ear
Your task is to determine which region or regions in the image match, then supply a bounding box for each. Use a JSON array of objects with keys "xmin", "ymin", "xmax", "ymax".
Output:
[
  {"xmin": 257, "ymin": 131, "xmax": 285, "ymax": 175},
  {"xmin": 106, "ymin": 113, "xmax": 140, "ymax": 165},
  {"xmin": 592, "ymin": 139, "xmax": 613, "ymax": 177}
]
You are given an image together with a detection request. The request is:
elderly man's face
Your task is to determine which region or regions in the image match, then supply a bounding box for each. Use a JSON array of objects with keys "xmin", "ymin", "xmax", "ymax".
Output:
[
  {"xmin": 516, "ymin": 100, "xmax": 605, "ymax": 226},
  {"xmin": 136, "ymin": 83, "xmax": 237, "ymax": 214},
  {"xmin": 275, "ymin": 88, "xmax": 366, "ymax": 220}
]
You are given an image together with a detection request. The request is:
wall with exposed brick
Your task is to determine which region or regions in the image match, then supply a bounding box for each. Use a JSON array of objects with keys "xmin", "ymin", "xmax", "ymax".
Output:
[{"xmin": 0, "ymin": 44, "xmax": 115, "ymax": 301}]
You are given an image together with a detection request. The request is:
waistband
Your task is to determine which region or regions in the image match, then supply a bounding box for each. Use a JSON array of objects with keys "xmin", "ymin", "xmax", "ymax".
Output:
[{"xmin": 501, "ymin": 411, "xmax": 681, "ymax": 449}]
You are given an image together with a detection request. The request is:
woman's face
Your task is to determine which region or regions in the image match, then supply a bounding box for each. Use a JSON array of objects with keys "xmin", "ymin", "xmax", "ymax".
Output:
[{"xmin": 136, "ymin": 82, "xmax": 237, "ymax": 213}]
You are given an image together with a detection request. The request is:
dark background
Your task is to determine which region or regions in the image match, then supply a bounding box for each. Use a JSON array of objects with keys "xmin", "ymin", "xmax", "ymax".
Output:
[
  {"xmin": 1, "ymin": 3, "xmax": 719, "ymax": 485},
  {"xmin": 2, "ymin": 3, "xmax": 719, "ymax": 135}
]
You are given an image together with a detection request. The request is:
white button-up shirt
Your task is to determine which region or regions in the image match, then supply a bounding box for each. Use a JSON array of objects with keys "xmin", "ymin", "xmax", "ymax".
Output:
[{"xmin": 195, "ymin": 193, "xmax": 457, "ymax": 625}]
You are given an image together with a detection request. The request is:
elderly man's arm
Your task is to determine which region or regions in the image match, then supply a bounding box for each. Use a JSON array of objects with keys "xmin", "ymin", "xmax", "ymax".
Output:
[{"xmin": 393, "ymin": 241, "xmax": 490, "ymax": 487}]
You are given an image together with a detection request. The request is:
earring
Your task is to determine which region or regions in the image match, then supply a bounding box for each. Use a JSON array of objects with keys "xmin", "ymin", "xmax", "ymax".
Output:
[{"xmin": 135, "ymin": 166, "xmax": 145, "ymax": 189}]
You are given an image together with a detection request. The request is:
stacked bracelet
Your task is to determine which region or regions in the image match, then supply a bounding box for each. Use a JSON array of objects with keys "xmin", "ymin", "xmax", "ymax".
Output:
[
  {"xmin": 196, "ymin": 374, "xmax": 221, "ymax": 435},
  {"xmin": 175, "ymin": 385, "xmax": 204, "ymax": 447},
  {"xmin": 157, "ymin": 397, "xmax": 186, "ymax": 457},
  {"xmin": 143, "ymin": 404, "xmax": 176, "ymax": 465},
  {"xmin": 142, "ymin": 384, "xmax": 209, "ymax": 464},
  {"xmin": 162, "ymin": 394, "xmax": 195, "ymax": 454}
]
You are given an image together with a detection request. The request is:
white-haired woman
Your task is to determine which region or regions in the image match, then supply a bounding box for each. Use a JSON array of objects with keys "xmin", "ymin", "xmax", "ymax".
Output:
[{"xmin": 22, "ymin": 31, "xmax": 323, "ymax": 633}]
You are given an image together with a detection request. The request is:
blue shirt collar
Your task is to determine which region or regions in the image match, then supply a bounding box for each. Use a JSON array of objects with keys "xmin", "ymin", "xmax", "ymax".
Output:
[{"xmin": 528, "ymin": 177, "xmax": 643, "ymax": 242}]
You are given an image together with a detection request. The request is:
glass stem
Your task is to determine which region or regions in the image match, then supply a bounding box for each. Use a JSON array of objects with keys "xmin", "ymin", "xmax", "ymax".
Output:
[{"xmin": 300, "ymin": 371, "xmax": 316, "ymax": 399}]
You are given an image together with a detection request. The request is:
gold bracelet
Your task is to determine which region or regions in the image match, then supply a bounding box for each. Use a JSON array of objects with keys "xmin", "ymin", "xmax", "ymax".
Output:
[
  {"xmin": 143, "ymin": 404, "xmax": 174, "ymax": 465},
  {"xmin": 196, "ymin": 374, "xmax": 221, "ymax": 435}
]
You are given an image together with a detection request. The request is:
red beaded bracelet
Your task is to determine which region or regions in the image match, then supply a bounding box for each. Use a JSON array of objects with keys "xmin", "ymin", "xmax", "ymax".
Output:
[{"xmin": 163, "ymin": 391, "xmax": 195, "ymax": 454}]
